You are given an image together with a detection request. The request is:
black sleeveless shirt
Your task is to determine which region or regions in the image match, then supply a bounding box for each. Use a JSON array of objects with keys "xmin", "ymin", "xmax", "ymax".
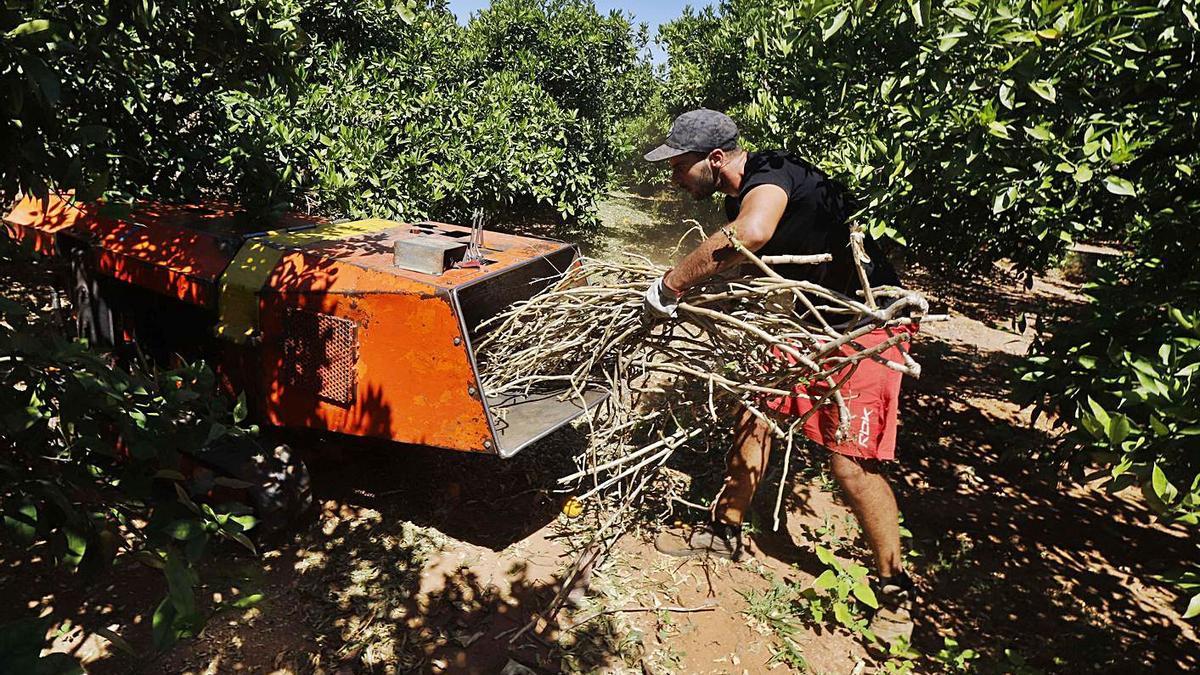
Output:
[{"xmin": 724, "ymin": 151, "xmax": 900, "ymax": 295}]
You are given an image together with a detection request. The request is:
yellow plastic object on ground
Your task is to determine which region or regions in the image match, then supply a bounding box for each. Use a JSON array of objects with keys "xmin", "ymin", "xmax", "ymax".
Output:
[{"xmin": 562, "ymin": 496, "xmax": 584, "ymax": 518}]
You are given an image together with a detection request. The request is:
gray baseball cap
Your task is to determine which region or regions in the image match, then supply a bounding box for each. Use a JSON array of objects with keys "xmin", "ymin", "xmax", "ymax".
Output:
[{"xmin": 644, "ymin": 108, "xmax": 740, "ymax": 161}]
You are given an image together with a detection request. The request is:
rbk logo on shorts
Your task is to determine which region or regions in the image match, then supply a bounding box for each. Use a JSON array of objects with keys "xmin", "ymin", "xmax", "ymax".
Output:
[{"xmin": 857, "ymin": 409, "xmax": 872, "ymax": 447}]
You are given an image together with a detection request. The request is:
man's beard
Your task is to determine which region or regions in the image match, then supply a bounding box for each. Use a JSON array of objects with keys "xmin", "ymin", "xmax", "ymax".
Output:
[{"xmin": 686, "ymin": 173, "xmax": 719, "ymax": 200}]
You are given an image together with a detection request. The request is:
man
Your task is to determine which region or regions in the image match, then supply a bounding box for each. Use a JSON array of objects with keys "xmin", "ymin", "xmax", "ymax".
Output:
[{"xmin": 641, "ymin": 108, "xmax": 915, "ymax": 643}]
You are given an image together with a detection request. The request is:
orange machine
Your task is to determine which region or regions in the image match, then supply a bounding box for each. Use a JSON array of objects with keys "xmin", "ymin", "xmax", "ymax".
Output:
[{"xmin": 4, "ymin": 193, "xmax": 602, "ymax": 457}]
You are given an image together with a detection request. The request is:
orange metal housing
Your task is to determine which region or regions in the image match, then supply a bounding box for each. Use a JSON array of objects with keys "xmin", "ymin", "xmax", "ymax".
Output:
[
  {"xmin": 4, "ymin": 193, "xmax": 601, "ymax": 456},
  {"xmin": 3, "ymin": 194, "xmax": 323, "ymax": 307}
]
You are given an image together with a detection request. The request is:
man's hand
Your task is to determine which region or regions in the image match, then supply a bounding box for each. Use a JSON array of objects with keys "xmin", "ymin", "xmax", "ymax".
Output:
[{"xmin": 642, "ymin": 275, "xmax": 681, "ymax": 323}]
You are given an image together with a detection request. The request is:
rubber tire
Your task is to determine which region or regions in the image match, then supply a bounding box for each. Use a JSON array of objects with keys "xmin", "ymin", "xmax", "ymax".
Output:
[
  {"xmin": 70, "ymin": 251, "xmax": 116, "ymax": 348},
  {"xmin": 196, "ymin": 437, "xmax": 314, "ymax": 539}
]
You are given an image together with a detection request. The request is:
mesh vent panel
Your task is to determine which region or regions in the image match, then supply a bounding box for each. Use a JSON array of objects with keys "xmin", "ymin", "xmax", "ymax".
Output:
[{"xmin": 282, "ymin": 309, "xmax": 358, "ymax": 405}]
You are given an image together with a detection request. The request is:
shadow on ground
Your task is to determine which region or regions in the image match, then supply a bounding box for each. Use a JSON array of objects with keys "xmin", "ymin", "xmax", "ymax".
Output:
[
  {"xmin": 0, "ymin": 425, "xmax": 642, "ymax": 673},
  {"xmin": 893, "ymin": 309, "xmax": 1198, "ymax": 671},
  {"xmin": 291, "ymin": 425, "xmax": 585, "ymax": 551}
]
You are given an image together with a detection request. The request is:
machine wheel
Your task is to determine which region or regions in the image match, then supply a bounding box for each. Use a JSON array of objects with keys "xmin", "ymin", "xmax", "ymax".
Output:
[
  {"xmin": 195, "ymin": 436, "xmax": 314, "ymax": 539},
  {"xmin": 69, "ymin": 251, "xmax": 117, "ymax": 348},
  {"xmin": 246, "ymin": 442, "xmax": 314, "ymax": 537}
]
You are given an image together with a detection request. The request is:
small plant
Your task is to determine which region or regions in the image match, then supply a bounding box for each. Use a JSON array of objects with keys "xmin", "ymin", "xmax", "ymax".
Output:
[
  {"xmin": 897, "ymin": 512, "xmax": 921, "ymax": 564},
  {"xmin": 876, "ymin": 633, "xmax": 984, "ymax": 674},
  {"xmin": 802, "ymin": 545, "xmax": 879, "ymax": 637},
  {"xmin": 743, "ymin": 546, "xmax": 886, "ymax": 668},
  {"xmin": 933, "ymin": 636, "xmax": 980, "ymax": 672},
  {"xmin": 881, "ymin": 646, "xmax": 919, "ymax": 674},
  {"xmin": 740, "ymin": 576, "xmax": 809, "ymax": 671}
]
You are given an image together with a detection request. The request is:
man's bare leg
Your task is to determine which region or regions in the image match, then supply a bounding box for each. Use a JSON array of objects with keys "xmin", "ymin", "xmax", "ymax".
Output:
[
  {"xmin": 656, "ymin": 407, "xmax": 771, "ymax": 559},
  {"xmin": 828, "ymin": 452, "xmax": 902, "ymax": 577},
  {"xmin": 829, "ymin": 451, "xmax": 914, "ymax": 643},
  {"xmin": 712, "ymin": 407, "xmax": 774, "ymax": 525}
]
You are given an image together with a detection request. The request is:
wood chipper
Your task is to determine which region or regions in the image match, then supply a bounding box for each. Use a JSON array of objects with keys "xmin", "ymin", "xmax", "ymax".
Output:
[{"xmin": 3, "ymin": 194, "xmax": 604, "ymax": 524}]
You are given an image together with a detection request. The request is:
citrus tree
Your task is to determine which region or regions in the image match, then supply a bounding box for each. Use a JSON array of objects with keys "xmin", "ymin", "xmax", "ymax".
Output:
[
  {"xmin": 226, "ymin": 0, "xmax": 654, "ymax": 225},
  {"xmin": 659, "ymin": 0, "xmax": 1197, "ymax": 272},
  {"xmin": 1017, "ymin": 274, "xmax": 1200, "ymax": 619},
  {"xmin": 0, "ymin": 0, "xmax": 304, "ymax": 204},
  {"xmin": 0, "ymin": 241, "xmax": 265, "ymax": 655},
  {"xmin": 3, "ymin": 0, "xmax": 654, "ymax": 225}
]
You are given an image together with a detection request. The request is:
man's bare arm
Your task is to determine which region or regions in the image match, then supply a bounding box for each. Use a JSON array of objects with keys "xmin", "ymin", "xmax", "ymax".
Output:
[{"xmin": 662, "ymin": 184, "xmax": 788, "ymax": 293}]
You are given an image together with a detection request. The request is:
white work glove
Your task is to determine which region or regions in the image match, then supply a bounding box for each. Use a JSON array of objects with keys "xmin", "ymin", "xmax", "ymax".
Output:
[{"xmin": 642, "ymin": 276, "xmax": 680, "ymax": 323}]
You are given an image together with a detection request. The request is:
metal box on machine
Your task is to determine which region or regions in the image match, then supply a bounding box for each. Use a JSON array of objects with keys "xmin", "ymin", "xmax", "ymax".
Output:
[{"xmin": 3, "ymin": 193, "xmax": 604, "ymax": 457}]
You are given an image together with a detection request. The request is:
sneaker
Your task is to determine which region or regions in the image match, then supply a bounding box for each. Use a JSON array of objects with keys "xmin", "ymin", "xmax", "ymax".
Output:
[
  {"xmin": 654, "ymin": 520, "xmax": 743, "ymax": 560},
  {"xmin": 869, "ymin": 573, "xmax": 915, "ymax": 645}
]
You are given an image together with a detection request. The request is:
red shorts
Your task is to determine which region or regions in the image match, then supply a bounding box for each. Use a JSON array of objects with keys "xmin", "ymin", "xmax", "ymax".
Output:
[{"xmin": 764, "ymin": 325, "xmax": 915, "ymax": 461}]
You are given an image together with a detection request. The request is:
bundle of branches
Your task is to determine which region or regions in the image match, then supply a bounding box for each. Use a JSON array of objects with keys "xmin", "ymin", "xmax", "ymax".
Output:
[{"xmin": 476, "ymin": 226, "xmax": 932, "ymax": 637}]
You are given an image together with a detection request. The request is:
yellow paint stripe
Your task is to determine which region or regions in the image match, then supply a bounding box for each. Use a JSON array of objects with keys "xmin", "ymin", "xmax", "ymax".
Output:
[
  {"xmin": 214, "ymin": 219, "xmax": 400, "ymax": 343},
  {"xmin": 215, "ymin": 240, "xmax": 285, "ymax": 343}
]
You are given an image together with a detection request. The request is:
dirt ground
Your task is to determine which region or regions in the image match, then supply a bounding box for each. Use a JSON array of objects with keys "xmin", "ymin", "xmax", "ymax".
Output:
[{"xmin": 3, "ymin": 198, "xmax": 1199, "ymax": 673}]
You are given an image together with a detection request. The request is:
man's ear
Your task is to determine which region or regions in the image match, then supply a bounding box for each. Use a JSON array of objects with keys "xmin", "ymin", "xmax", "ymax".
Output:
[{"xmin": 707, "ymin": 148, "xmax": 727, "ymax": 169}]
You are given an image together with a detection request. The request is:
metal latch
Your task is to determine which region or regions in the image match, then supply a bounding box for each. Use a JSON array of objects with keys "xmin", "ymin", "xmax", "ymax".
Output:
[{"xmin": 457, "ymin": 208, "xmax": 486, "ymax": 269}]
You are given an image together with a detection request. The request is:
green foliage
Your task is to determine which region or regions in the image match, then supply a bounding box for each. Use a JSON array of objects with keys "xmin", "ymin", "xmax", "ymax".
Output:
[
  {"xmin": 228, "ymin": 55, "xmax": 604, "ymax": 224},
  {"xmin": 1017, "ymin": 271, "xmax": 1200, "ymax": 618},
  {"xmin": 934, "ymin": 636, "xmax": 980, "ymax": 671},
  {"xmin": 741, "ymin": 522, "xmax": 1024, "ymax": 670},
  {"xmin": 744, "ymin": 568, "xmax": 1032, "ymax": 671},
  {"xmin": 741, "ymin": 547, "xmax": 876, "ymax": 657},
  {"xmin": 659, "ymin": 0, "xmax": 1199, "ymax": 271},
  {"xmin": 881, "ymin": 636, "xmax": 1011, "ymax": 675},
  {"xmin": 236, "ymin": 0, "xmax": 653, "ymax": 225},
  {"xmin": 0, "ymin": 0, "xmax": 305, "ymax": 203},
  {"xmin": 804, "ymin": 545, "xmax": 878, "ymax": 635},
  {"xmin": 467, "ymin": 0, "xmax": 656, "ymax": 177},
  {"xmin": 0, "ymin": 242, "xmax": 259, "ymax": 648},
  {"xmin": 739, "ymin": 575, "xmax": 810, "ymax": 670},
  {"xmin": 0, "ymin": 616, "xmax": 83, "ymax": 675},
  {"xmin": 2, "ymin": 0, "xmax": 654, "ymax": 226}
]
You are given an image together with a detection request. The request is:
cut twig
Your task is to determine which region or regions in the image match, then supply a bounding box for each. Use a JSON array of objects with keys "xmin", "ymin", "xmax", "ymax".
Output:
[{"xmin": 566, "ymin": 602, "xmax": 719, "ymax": 632}]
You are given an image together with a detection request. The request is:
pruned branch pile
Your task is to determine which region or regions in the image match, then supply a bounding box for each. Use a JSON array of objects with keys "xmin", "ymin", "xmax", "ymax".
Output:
[{"xmin": 476, "ymin": 227, "xmax": 934, "ymax": 640}]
